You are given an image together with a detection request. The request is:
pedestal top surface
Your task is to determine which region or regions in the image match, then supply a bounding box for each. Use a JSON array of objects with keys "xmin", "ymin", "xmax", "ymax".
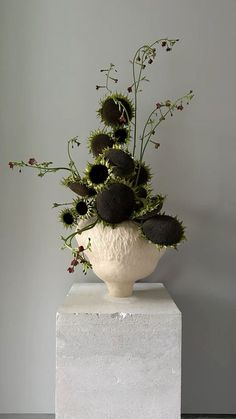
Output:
[{"xmin": 57, "ymin": 283, "xmax": 181, "ymax": 315}]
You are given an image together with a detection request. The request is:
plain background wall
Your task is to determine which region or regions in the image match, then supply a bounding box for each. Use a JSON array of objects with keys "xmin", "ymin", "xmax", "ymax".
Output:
[{"xmin": 0, "ymin": 0, "xmax": 236, "ymax": 414}]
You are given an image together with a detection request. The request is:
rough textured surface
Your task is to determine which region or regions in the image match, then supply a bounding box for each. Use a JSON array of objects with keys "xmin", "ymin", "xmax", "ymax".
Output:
[
  {"xmin": 77, "ymin": 220, "xmax": 165, "ymax": 296},
  {"xmin": 56, "ymin": 283, "xmax": 181, "ymax": 419}
]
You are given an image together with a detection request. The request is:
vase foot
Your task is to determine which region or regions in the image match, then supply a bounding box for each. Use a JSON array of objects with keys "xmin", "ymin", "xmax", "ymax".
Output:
[{"xmin": 105, "ymin": 281, "xmax": 134, "ymax": 298}]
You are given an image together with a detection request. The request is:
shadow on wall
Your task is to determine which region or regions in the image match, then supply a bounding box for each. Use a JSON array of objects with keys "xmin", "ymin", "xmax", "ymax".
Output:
[{"xmin": 146, "ymin": 207, "xmax": 236, "ymax": 413}]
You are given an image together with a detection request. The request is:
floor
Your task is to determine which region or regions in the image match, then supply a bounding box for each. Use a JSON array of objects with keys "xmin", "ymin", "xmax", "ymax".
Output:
[{"xmin": 0, "ymin": 415, "xmax": 236, "ymax": 418}]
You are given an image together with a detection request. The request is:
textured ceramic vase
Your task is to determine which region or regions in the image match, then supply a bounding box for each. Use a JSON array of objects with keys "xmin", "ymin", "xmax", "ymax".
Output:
[{"xmin": 76, "ymin": 219, "xmax": 165, "ymax": 298}]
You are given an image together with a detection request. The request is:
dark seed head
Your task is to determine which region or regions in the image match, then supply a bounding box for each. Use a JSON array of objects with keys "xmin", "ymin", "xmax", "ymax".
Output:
[
  {"xmin": 113, "ymin": 128, "xmax": 128, "ymax": 144},
  {"xmin": 62, "ymin": 211, "xmax": 75, "ymax": 226},
  {"xmin": 142, "ymin": 215, "xmax": 184, "ymax": 246},
  {"xmin": 104, "ymin": 149, "xmax": 134, "ymax": 178},
  {"xmin": 96, "ymin": 183, "xmax": 135, "ymax": 223},
  {"xmin": 90, "ymin": 133, "xmax": 114, "ymax": 157},
  {"xmin": 132, "ymin": 163, "xmax": 151, "ymax": 186},
  {"xmin": 68, "ymin": 182, "xmax": 96, "ymax": 197},
  {"xmin": 75, "ymin": 201, "xmax": 88, "ymax": 216},
  {"xmin": 88, "ymin": 164, "xmax": 109, "ymax": 185},
  {"xmin": 99, "ymin": 96, "xmax": 133, "ymax": 127}
]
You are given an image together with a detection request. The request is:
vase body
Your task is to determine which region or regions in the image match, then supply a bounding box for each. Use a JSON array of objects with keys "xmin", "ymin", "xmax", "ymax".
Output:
[{"xmin": 76, "ymin": 219, "xmax": 165, "ymax": 298}]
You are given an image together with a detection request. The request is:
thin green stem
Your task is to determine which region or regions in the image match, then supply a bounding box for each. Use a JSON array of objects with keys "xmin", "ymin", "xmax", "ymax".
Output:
[
  {"xmin": 77, "ymin": 218, "xmax": 98, "ymax": 234},
  {"xmin": 12, "ymin": 162, "xmax": 72, "ymax": 172},
  {"xmin": 67, "ymin": 138, "xmax": 80, "ymax": 177},
  {"xmin": 141, "ymin": 91, "xmax": 193, "ymax": 161}
]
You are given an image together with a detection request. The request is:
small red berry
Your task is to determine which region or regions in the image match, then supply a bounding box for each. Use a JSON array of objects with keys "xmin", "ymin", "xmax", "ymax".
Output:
[
  {"xmin": 28, "ymin": 158, "xmax": 37, "ymax": 165},
  {"xmin": 79, "ymin": 246, "xmax": 84, "ymax": 252},
  {"xmin": 71, "ymin": 259, "xmax": 79, "ymax": 266},
  {"xmin": 119, "ymin": 114, "xmax": 126, "ymax": 124}
]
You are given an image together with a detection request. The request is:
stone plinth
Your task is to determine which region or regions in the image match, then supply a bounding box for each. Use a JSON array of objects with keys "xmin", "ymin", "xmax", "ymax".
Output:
[{"xmin": 56, "ymin": 283, "xmax": 182, "ymax": 419}]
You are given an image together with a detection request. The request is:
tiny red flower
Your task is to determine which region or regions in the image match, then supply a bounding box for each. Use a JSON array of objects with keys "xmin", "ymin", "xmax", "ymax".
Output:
[
  {"xmin": 127, "ymin": 86, "xmax": 132, "ymax": 93},
  {"xmin": 8, "ymin": 162, "xmax": 14, "ymax": 169},
  {"xmin": 156, "ymin": 103, "xmax": 162, "ymax": 109},
  {"xmin": 71, "ymin": 259, "xmax": 79, "ymax": 266},
  {"xmin": 161, "ymin": 41, "xmax": 167, "ymax": 47},
  {"xmin": 119, "ymin": 114, "xmax": 126, "ymax": 124},
  {"xmin": 177, "ymin": 104, "xmax": 184, "ymax": 111},
  {"xmin": 28, "ymin": 158, "xmax": 37, "ymax": 165},
  {"xmin": 67, "ymin": 267, "xmax": 74, "ymax": 273},
  {"xmin": 79, "ymin": 246, "xmax": 84, "ymax": 252}
]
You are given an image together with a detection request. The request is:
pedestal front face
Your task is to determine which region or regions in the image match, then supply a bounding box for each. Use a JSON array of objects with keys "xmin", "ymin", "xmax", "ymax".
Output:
[{"xmin": 56, "ymin": 283, "xmax": 182, "ymax": 419}]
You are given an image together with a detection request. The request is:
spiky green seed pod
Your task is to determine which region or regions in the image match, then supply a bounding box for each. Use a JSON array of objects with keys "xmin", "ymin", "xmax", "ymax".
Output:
[
  {"xmin": 68, "ymin": 182, "xmax": 96, "ymax": 196},
  {"xmin": 113, "ymin": 127, "xmax": 129, "ymax": 144},
  {"xmin": 88, "ymin": 129, "xmax": 114, "ymax": 157},
  {"xmin": 104, "ymin": 148, "xmax": 135, "ymax": 178},
  {"xmin": 87, "ymin": 163, "xmax": 109, "ymax": 185},
  {"xmin": 96, "ymin": 183, "xmax": 135, "ymax": 224},
  {"xmin": 132, "ymin": 161, "xmax": 152, "ymax": 186},
  {"xmin": 142, "ymin": 214, "xmax": 185, "ymax": 246},
  {"xmin": 62, "ymin": 176, "xmax": 96, "ymax": 197},
  {"xmin": 59, "ymin": 209, "xmax": 76, "ymax": 229},
  {"xmin": 74, "ymin": 200, "xmax": 88, "ymax": 216},
  {"xmin": 135, "ymin": 195, "xmax": 165, "ymax": 220},
  {"xmin": 97, "ymin": 93, "xmax": 134, "ymax": 127}
]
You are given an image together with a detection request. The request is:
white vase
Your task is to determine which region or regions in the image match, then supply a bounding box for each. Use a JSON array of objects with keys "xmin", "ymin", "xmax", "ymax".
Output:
[{"xmin": 76, "ymin": 219, "xmax": 165, "ymax": 298}]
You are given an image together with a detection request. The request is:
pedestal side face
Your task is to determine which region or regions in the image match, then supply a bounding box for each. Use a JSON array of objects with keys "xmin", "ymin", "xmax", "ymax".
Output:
[{"xmin": 56, "ymin": 284, "xmax": 181, "ymax": 419}]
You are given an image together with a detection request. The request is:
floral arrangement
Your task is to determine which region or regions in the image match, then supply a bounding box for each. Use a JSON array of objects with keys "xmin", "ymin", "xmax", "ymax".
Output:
[{"xmin": 9, "ymin": 38, "xmax": 194, "ymax": 274}]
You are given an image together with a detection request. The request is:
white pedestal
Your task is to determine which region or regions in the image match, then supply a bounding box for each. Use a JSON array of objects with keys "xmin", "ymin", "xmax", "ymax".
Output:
[{"xmin": 56, "ymin": 283, "xmax": 182, "ymax": 419}]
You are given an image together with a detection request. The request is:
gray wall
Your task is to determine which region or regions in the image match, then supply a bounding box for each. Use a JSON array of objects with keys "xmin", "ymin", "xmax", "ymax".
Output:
[{"xmin": 0, "ymin": 0, "xmax": 236, "ymax": 414}]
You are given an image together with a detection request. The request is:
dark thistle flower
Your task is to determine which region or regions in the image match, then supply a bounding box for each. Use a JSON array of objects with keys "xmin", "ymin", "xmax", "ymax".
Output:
[
  {"xmin": 161, "ymin": 41, "xmax": 167, "ymax": 47},
  {"xmin": 88, "ymin": 164, "xmax": 109, "ymax": 185},
  {"xmin": 156, "ymin": 103, "xmax": 162, "ymax": 109},
  {"xmin": 78, "ymin": 245, "xmax": 84, "ymax": 252},
  {"xmin": 28, "ymin": 158, "xmax": 37, "ymax": 165},
  {"xmin": 67, "ymin": 267, "xmax": 74, "ymax": 273},
  {"xmin": 135, "ymin": 196, "xmax": 164, "ymax": 221},
  {"xmin": 136, "ymin": 186, "xmax": 148, "ymax": 199},
  {"xmin": 177, "ymin": 104, "xmax": 184, "ymax": 110},
  {"xmin": 60, "ymin": 209, "xmax": 76, "ymax": 228},
  {"xmin": 75, "ymin": 200, "xmax": 88, "ymax": 216},
  {"xmin": 96, "ymin": 183, "xmax": 135, "ymax": 223},
  {"xmin": 148, "ymin": 58, "xmax": 153, "ymax": 64},
  {"xmin": 132, "ymin": 162, "xmax": 151, "ymax": 186},
  {"xmin": 142, "ymin": 214, "xmax": 185, "ymax": 246},
  {"xmin": 66, "ymin": 179, "xmax": 96, "ymax": 197},
  {"xmin": 127, "ymin": 86, "xmax": 132, "ymax": 93},
  {"xmin": 113, "ymin": 127, "xmax": 129, "ymax": 144},
  {"xmin": 97, "ymin": 93, "xmax": 134, "ymax": 127},
  {"xmin": 88, "ymin": 130, "xmax": 114, "ymax": 157},
  {"xmin": 8, "ymin": 162, "xmax": 14, "ymax": 169},
  {"xmin": 104, "ymin": 148, "xmax": 135, "ymax": 177},
  {"xmin": 166, "ymin": 47, "xmax": 172, "ymax": 52}
]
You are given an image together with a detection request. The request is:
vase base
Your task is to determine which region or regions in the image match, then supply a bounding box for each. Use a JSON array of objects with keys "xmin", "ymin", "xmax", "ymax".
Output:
[{"xmin": 105, "ymin": 281, "xmax": 134, "ymax": 298}]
